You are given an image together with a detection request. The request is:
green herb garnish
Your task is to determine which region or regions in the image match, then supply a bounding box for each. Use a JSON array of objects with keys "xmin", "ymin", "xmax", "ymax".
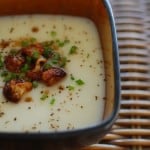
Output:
[
  {"xmin": 42, "ymin": 41, "xmax": 54, "ymax": 47},
  {"xmin": 67, "ymin": 85, "xmax": 75, "ymax": 91},
  {"xmin": 9, "ymin": 49, "xmax": 18, "ymax": 56},
  {"xmin": 1, "ymin": 71, "xmax": 21, "ymax": 82},
  {"xmin": 30, "ymin": 37, "xmax": 37, "ymax": 43},
  {"xmin": 50, "ymin": 98, "xmax": 56, "ymax": 105},
  {"xmin": 1, "ymin": 71, "xmax": 8, "ymax": 77},
  {"xmin": 21, "ymin": 38, "xmax": 37, "ymax": 47},
  {"xmin": 59, "ymin": 56, "xmax": 67, "ymax": 67},
  {"xmin": 55, "ymin": 39, "xmax": 70, "ymax": 47},
  {"xmin": 17, "ymin": 73, "xmax": 25, "ymax": 79},
  {"xmin": 87, "ymin": 53, "xmax": 90, "ymax": 58},
  {"xmin": 64, "ymin": 39, "xmax": 70, "ymax": 45},
  {"xmin": 0, "ymin": 53, "xmax": 4, "ymax": 69},
  {"xmin": 26, "ymin": 56, "xmax": 32, "ymax": 65},
  {"xmin": 53, "ymin": 52, "xmax": 60, "ymax": 60},
  {"xmin": 76, "ymin": 79, "xmax": 85, "ymax": 85},
  {"xmin": 69, "ymin": 45, "xmax": 78, "ymax": 54},
  {"xmin": 40, "ymin": 93, "xmax": 49, "ymax": 101},
  {"xmin": 21, "ymin": 63, "xmax": 30, "ymax": 73},
  {"xmin": 55, "ymin": 39, "xmax": 64, "ymax": 47},
  {"xmin": 43, "ymin": 60, "xmax": 53, "ymax": 70},
  {"xmin": 32, "ymin": 51, "xmax": 40, "ymax": 60},
  {"xmin": 50, "ymin": 31, "xmax": 57, "ymax": 37},
  {"xmin": 43, "ymin": 47, "xmax": 53, "ymax": 58},
  {"xmin": 70, "ymin": 74, "xmax": 75, "ymax": 80},
  {"xmin": 21, "ymin": 40, "xmax": 30, "ymax": 47},
  {"xmin": 51, "ymin": 53, "xmax": 61, "ymax": 65},
  {"xmin": 32, "ymin": 81, "xmax": 38, "ymax": 88}
]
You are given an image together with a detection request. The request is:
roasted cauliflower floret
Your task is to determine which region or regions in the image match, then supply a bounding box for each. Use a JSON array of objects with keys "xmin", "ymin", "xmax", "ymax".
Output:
[
  {"xmin": 4, "ymin": 55, "xmax": 25, "ymax": 73},
  {"xmin": 33, "ymin": 56, "xmax": 46, "ymax": 72},
  {"xmin": 1, "ymin": 40, "xmax": 68, "ymax": 104},
  {"xmin": 27, "ymin": 70, "xmax": 42, "ymax": 81},
  {"xmin": 3, "ymin": 79, "xmax": 32, "ymax": 103},
  {"xmin": 21, "ymin": 43, "xmax": 44, "ymax": 57},
  {"xmin": 26, "ymin": 57, "xmax": 46, "ymax": 81},
  {"xmin": 42, "ymin": 67, "xmax": 66, "ymax": 86}
]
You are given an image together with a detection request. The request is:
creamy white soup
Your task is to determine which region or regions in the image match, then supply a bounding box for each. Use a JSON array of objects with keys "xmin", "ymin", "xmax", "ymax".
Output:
[{"xmin": 0, "ymin": 15, "xmax": 105, "ymax": 132}]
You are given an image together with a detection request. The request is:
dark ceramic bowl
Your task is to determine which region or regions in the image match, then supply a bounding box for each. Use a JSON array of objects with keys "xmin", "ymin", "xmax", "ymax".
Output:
[{"xmin": 0, "ymin": 0, "xmax": 120, "ymax": 149}]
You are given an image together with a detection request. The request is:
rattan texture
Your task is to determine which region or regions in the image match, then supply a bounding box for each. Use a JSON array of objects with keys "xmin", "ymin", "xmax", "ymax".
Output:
[{"xmin": 83, "ymin": 0, "xmax": 150, "ymax": 150}]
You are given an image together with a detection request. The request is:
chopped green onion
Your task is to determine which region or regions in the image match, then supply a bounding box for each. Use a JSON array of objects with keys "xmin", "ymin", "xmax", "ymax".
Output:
[
  {"xmin": 32, "ymin": 51, "xmax": 40, "ymax": 60},
  {"xmin": 64, "ymin": 39, "xmax": 70, "ymax": 44},
  {"xmin": 55, "ymin": 39, "xmax": 60, "ymax": 44},
  {"xmin": 43, "ymin": 60, "xmax": 52, "ymax": 70},
  {"xmin": 0, "ymin": 61, "xmax": 3, "ymax": 69},
  {"xmin": 50, "ymin": 31, "xmax": 57, "ymax": 37},
  {"xmin": 1, "ymin": 71, "xmax": 8, "ymax": 77},
  {"xmin": 40, "ymin": 93, "xmax": 49, "ymax": 101},
  {"xmin": 50, "ymin": 98, "xmax": 56, "ymax": 105},
  {"xmin": 21, "ymin": 64, "xmax": 30, "ymax": 73},
  {"xmin": 9, "ymin": 49, "xmax": 18, "ymax": 56},
  {"xmin": 51, "ymin": 53, "xmax": 60, "ymax": 65},
  {"xmin": 60, "ymin": 56, "xmax": 67, "ymax": 67},
  {"xmin": 67, "ymin": 85, "xmax": 75, "ymax": 91},
  {"xmin": 58, "ymin": 41, "xmax": 65, "ymax": 47},
  {"xmin": 21, "ymin": 40, "xmax": 30, "ymax": 47},
  {"xmin": 42, "ymin": 41, "xmax": 54, "ymax": 47},
  {"xmin": 87, "ymin": 53, "xmax": 90, "ymax": 58},
  {"xmin": 17, "ymin": 73, "xmax": 25, "ymax": 79},
  {"xmin": 53, "ymin": 52, "xmax": 60, "ymax": 60},
  {"xmin": 21, "ymin": 38, "xmax": 37, "ymax": 47},
  {"xmin": 1, "ymin": 71, "xmax": 19, "ymax": 82},
  {"xmin": 52, "ymin": 60, "xmax": 58, "ymax": 65},
  {"xmin": 55, "ymin": 39, "xmax": 64, "ymax": 47},
  {"xmin": 32, "ymin": 81, "xmax": 38, "ymax": 88},
  {"xmin": 69, "ymin": 45, "xmax": 78, "ymax": 54},
  {"xmin": 43, "ymin": 47, "xmax": 53, "ymax": 58},
  {"xmin": 0, "ymin": 53, "xmax": 4, "ymax": 69},
  {"xmin": 26, "ymin": 56, "xmax": 32, "ymax": 64},
  {"xmin": 30, "ymin": 37, "xmax": 37, "ymax": 43},
  {"xmin": 76, "ymin": 79, "xmax": 85, "ymax": 85},
  {"xmin": 70, "ymin": 74, "xmax": 75, "ymax": 80},
  {"xmin": 55, "ymin": 39, "xmax": 70, "ymax": 47}
]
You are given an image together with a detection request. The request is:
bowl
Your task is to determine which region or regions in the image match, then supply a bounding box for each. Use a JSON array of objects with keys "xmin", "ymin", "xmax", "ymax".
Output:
[{"xmin": 0, "ymin": 0, "xmax": 120, "ymax": 149}]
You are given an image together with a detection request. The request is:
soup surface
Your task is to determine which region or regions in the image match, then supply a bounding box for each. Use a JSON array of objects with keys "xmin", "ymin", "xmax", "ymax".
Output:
[{"xmin": 0, "ymin": 15, "xmax": 105, "ymax": 132}]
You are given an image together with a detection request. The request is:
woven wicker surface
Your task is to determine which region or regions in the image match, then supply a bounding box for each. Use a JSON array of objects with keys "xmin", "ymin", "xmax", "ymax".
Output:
[
  {"xmin": 83, "ymin": 0, "xmax": 150, "ymax": 150},
  {"xmin": 0, "ymin": 1, "xmax": 149, "ymax": 150}
]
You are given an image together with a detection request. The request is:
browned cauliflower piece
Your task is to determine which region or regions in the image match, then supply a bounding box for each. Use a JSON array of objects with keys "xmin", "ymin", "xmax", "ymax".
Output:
[
  {"xmin": 3, "ymin": 79, "xmax": 32, "ymax": 103},
  {"xmin": 4, "ymin": 55, "xmax": 25, "ymax": 73},
  {"xmin": 26, "ymin": 57, "xmax": 46, "ymax": 81},
  {"xmin": 27, "ymin": 70, "xmax": 42, "ymax": 81},
  {"xmin": 42, "ymin": 67, "xmax": 66, "ymax": 86},
  {"xmin": 21, "ymin": 43, "xmax": 44, "ymax": 57}
]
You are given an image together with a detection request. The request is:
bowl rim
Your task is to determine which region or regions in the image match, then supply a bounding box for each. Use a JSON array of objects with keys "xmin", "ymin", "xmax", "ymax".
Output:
[{"xmin": 0, "ymin": 0, "xmax": 120, "ymax": 139}]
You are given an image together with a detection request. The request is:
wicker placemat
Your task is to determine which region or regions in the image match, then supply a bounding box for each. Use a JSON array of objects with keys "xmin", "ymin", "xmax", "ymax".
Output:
[{"xmin": 83, "ymin": 0, "xmax": 150, "ymax": 150}]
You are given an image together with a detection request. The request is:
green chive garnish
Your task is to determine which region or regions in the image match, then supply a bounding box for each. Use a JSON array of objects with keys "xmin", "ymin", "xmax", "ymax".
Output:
[
  {"xmin": 69, "ymin": 45, "xmax": 78, "ymax": 54},
  {"xmin": 32, "ymin": 51, "xmax": 40, "ymax": 60},
  {"xmin": 50, "ymin": 98, "xmax": 56, "ymax": 105},
  {"xmin": 32, "ymin": 81, "xmax": 38, "ymax": 88},
  {"xmin": 40, "ymin": 93, "xmax": 49, "ymax": 101},
  {"xmin": 76, "ymin": 79, "xmax": 85, "ymax": 85},
  {"xmin": 50, "ymin": 31, "xmax": 57, "ymax": 37},
  {"xmin": 70, "ymin": 74, "xmax": 75, "ymax": 80},
  {"xmin": 0, "ymin": 53, "xmax": 4, "ymax": 69},
  {"xmin": 21, "ymin": 64, "xmax": 30, "ymax": 73},
  {"xmin": 67, "ymin": 85, "xmax": 75, "ymax": 91}
]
